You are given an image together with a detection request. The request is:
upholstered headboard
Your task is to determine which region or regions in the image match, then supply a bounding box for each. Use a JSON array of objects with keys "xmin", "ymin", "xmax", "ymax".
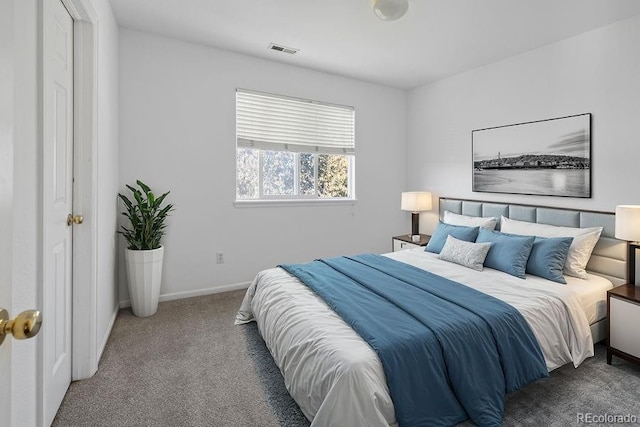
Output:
[{"xmin": 439, "ymin": 197, "xmax": 627, "ymax": 285}]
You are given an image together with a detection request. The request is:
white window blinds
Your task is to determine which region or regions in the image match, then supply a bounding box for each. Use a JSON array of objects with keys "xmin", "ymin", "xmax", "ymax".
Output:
[{"xmin": 236, "ymin": 89, "xmax": 355, "ymax": 155}]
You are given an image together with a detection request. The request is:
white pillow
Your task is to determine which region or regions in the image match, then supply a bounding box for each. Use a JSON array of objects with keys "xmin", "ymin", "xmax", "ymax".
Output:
[
  {"xmin": 438, "ymin": 235, "xmax": 492, "ymax": 271},
  {"xmin": 443, "ymin": 211, "xmax": 497, "ymax": 230},
  {"xmin": 500, "ymin": 216, "xmax": 602, "ymax": 280}
]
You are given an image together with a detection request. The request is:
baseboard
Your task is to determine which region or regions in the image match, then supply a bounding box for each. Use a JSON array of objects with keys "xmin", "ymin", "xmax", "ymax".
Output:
[
  {"xmin": 97, "ymin": 303, "xmax": 119, "ymax": 363},
  {"xmin": 119, "ymin": 281, "xmax": 252, "ymax": 308}
]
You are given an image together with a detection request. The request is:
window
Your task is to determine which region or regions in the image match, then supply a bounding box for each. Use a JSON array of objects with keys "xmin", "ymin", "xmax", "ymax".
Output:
[{"xmin": 236, "ymin": 89, "xmax": 355, "ymax": 201}]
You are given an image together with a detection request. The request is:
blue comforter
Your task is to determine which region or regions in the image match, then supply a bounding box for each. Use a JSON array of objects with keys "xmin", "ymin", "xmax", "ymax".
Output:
[{"xmin": 279, "ymin": 254, "xmax": 548, "ymax": 427}]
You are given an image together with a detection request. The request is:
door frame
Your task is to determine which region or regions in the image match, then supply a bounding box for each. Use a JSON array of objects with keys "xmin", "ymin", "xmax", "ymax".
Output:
[{"xmin": 61, "ymin": 0, "xmax": 100, "ymax": 382}]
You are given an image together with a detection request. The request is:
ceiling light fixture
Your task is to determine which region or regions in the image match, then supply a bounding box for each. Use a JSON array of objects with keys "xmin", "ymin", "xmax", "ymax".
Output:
[{"xmin": 373, "ymin": 0, "xmax": 409, "ymax": 22}]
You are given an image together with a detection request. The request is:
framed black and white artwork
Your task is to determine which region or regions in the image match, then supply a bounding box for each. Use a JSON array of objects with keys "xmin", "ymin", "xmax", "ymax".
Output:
[{"xmin": 472, "ymin": 113, "xmax": 591, "ymax": 198}]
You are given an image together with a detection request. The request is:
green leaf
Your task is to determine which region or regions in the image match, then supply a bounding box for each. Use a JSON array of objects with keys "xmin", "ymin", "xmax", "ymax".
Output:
[
  {"xmin": 137, "ymin": 180, "xmax": 152, "ymax": 194},
  {"xmin": 154, "ymin": 192, "xmax": 169, "ymax": 209},
  {"xmin": 126, "ymin": 184, "xmax": 140, "ymax": 195},
  {"xmin": 118, "ymin": 193, "xmax": 133, "ymax": 210}
]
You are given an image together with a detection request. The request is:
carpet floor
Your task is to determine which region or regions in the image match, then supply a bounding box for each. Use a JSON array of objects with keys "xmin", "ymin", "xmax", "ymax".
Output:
[
  {"xmin": 54, "ymin": 290, "xmax": 640, "ymax": 426},
  {"xmin": 53, "ymin": 290, "xmax": 280, "ymax": 427}
]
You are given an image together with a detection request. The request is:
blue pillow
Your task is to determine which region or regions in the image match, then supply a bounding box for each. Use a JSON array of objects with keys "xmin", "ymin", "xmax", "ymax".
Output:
[
  {"xmin": 526, "ymin": 237, "xmax": 573, "ymax": 284},
  {"xmin": 476, "ymin": 228, "xmax": 535, "ymax": 279},
  {"xmin": 425, "ymin": 222, "xmax": 480, "ymax": 254}
]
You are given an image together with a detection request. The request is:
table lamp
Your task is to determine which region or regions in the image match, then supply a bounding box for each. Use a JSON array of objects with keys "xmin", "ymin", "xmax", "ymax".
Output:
[
  {"xmin": 401, "ymin": 192, "xmax": 432, "ymax": 237},
  {"xmin": 615, "ymin": 205, "xmax": 640, "ymax": 285}
]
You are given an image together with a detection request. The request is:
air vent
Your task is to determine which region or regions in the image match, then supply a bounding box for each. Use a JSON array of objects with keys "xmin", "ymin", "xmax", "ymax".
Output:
[{"xmin": 268, "ymin": 43, "xmax": 299, "ymax": 55}]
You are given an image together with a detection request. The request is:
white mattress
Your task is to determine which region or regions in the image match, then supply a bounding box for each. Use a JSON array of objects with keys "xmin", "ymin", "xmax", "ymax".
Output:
[{"xmin": 236, "ymin": 248, "xmax": 596, "ymax": 427}]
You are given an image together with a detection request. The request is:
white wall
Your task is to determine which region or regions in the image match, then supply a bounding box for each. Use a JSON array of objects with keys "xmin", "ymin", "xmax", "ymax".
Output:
[
  {"xmin": 119, "ymin": 29, "xmax": 408, "ymax": 302},
  {"xmin": 92, "ymin": 0, "xmax": 120, "ymax": 363},
  {"xmin": 408, "ymin": 14, "xmax": 640, "ymax": 233}
]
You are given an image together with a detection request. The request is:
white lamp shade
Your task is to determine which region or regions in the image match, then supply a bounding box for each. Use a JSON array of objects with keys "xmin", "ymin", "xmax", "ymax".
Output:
[
  {"xmin": 373, "ymin": 0, "xmax": 409, "ymax": 21},
  {"xmin": 615, "ymin": 205, "xmax": 640, "ymax": 241},
  {"xmin": 401, "ymin": 192, "xmax": 432, "ymax": 212}
]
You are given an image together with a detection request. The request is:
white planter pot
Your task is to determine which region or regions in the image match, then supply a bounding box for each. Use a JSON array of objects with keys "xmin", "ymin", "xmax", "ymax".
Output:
[{"xmin": 124, "ymin": 246, "xmax": 164, "ymax": 317}]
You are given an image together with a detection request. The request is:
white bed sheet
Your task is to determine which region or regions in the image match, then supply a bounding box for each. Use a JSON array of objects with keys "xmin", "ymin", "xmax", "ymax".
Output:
[
  {"xmin": 237, "ymin": 267, "xmax": 396, "ymax": 427},
  {"xmin": 235, "ymin": 249, "xmax": 595, "ymax": 427},
  {"xmin": 564, "ymin": 274, "xmax": 613, "ymax": 324}
]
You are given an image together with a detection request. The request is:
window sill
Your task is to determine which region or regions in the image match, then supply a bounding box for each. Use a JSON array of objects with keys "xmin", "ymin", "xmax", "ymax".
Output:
[{"xmin": 234, "ymin": 198, "xmax": 357, "ymax": 208}]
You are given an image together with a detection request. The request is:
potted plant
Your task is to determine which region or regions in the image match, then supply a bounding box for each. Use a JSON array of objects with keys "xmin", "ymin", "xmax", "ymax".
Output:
[{"xmin": 118, "ymin": 180, "xmax": 174, "ymax": 317}]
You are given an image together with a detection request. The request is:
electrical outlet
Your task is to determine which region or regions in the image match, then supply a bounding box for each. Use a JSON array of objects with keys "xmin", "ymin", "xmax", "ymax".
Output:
[{"xmin": 216, "ymin": 252, "xmax": 224, "ymax": 264}]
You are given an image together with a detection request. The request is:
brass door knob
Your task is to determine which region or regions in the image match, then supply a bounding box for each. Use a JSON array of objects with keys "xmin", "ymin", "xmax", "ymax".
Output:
[
  {"xmin": 67, "ymin": 214, "xmax": 84, "ymax": 226},
  {"xmin": 0, "ymin": 308, "xmax": 43, "ymax": 346}
]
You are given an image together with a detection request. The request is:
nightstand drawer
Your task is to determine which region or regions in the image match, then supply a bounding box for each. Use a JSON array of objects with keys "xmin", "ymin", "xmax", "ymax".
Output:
[
  {"xmin": 610, "ymin": 296, "xmax": 640, "ymax": 358},
  {"xmin": 391, "ymin": 234, "xmax": 430, "ymax": 252},
  {"xmin": 393, "ymin": 240, "xmax": 420, "ymax": 252}
]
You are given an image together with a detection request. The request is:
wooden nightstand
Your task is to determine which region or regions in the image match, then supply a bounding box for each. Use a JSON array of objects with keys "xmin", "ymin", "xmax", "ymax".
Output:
[
  {"xmin": 607, "ymin": 284, "xmax": 640, "ymax": 366},
  {"xmin": 392, "ymin": 234, "xmax": 430, "ymax": 252}
]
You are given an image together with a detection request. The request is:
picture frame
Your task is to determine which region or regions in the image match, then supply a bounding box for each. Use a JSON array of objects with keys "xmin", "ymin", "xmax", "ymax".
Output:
[{"xmin": 472, "ymin": 113, "xmax": 591, "ymax": 198}]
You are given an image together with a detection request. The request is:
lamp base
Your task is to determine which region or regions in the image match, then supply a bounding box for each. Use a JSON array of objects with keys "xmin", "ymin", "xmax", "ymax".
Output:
[
  {"xmin": 411, "ymin": 212, "xmax": 419, "ymax": 236},
  {"xmin": 628, "ymin": 242, "xmax": 639, "ymax": 285}
]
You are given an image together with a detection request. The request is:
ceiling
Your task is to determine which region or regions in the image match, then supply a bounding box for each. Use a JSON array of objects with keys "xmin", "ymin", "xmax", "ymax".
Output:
[{"xmin": 108, "ymin": 0, "xmax": 640, "ymax": 89}]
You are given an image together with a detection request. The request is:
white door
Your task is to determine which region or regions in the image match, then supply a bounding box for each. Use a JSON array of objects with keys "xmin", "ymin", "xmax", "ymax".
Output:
[
  {"xmin": 43, "ymin": 0, "xmax": 74, "ymax": 424},
  {"xmin": 0, "ymin": 120, "xmax": 13, "ymax": 427},
  {"xmin": 0, "ymin": 267, "xmax": 10, "ymax": 427},
  {"xmin": 1, "ymin": 0, "xmax": 15, "ymax": 424}
]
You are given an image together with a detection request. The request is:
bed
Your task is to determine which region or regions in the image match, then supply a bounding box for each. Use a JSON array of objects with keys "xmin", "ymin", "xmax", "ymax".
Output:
[{"xmin": 235, "ymin": 198, "xmax": 626, "ymax": 427}]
